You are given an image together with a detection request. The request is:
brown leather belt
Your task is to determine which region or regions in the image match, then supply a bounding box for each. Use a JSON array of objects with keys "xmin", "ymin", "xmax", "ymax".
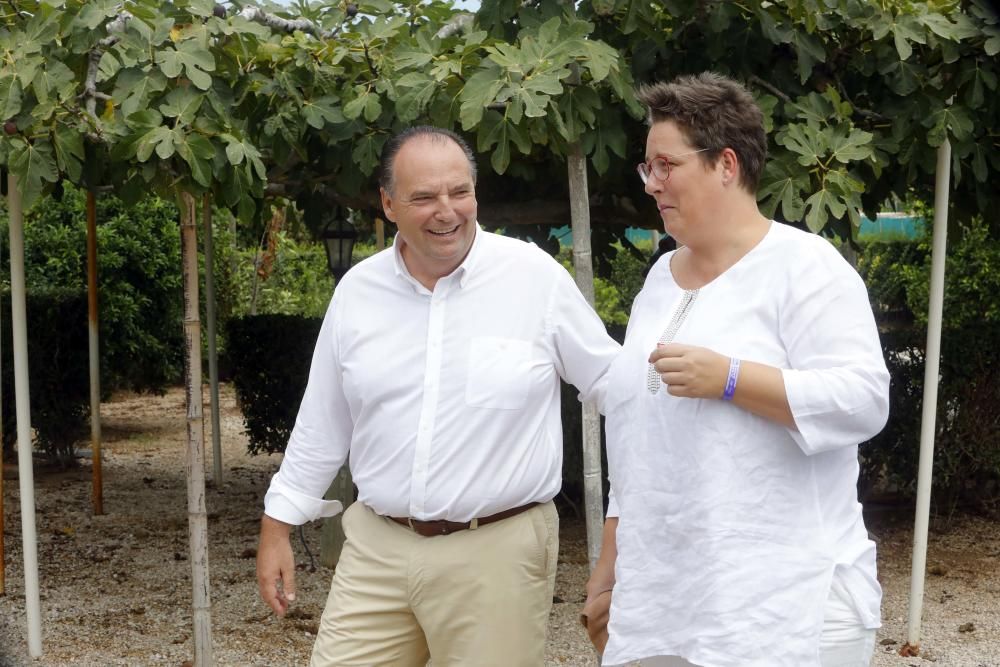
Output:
[{"xmin": 387, "ymin": 502, "xmax": 539, "ymax": 537}]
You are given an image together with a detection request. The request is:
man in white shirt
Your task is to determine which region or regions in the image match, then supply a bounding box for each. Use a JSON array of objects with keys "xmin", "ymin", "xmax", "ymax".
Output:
[{"xmin": 256, "ymin": 126, "xmax": 620, "ymax": 666}]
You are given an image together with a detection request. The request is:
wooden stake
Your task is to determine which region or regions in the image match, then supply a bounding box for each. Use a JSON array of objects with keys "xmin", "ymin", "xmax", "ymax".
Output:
[{"xmin": 180, "ymin": 191, "xmax": 214, "ymax": 666}]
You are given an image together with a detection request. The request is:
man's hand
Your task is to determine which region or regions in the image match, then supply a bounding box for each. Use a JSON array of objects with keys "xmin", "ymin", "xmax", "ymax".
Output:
[
  {"xmin": 649, "ymin": 342, "xmax": 729, "ymax": 399},
  {"xmin": 256, "ymin": 514, "xmax": 296, "ymax": 617}
]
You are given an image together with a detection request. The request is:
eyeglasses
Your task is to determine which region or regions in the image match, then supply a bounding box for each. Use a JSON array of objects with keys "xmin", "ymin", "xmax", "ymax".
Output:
[{"xmin": 636, "ymin": 148, "xmax": 710, "ymax": 185}]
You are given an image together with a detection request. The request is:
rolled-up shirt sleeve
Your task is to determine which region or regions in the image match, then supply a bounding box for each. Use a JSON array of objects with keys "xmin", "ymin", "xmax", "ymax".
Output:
[
  {"xmin": 779, "ymin": 244, "xmax": 890, "ymax": 455},
  {"xmin": 263, "ymin": 294, "xmax": 353, "ymax": 525},
  {"xmin": 546, "ymin": 264, "xmax": 621, "ymax": 414}
]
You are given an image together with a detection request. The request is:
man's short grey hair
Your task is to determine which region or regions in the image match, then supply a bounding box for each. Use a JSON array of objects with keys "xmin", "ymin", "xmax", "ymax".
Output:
[{"xmin": 379, "ymin": 126, "xmax": 478, "ymax": 194}]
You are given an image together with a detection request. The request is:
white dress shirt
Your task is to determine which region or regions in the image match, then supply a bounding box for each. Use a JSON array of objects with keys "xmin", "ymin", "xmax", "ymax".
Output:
[
  {"xmin": 264, "ymin": 225, "xmax": 620, "ymax": 525},
  {"xmin": 603, "ymin": 222, "xmax": 890, "ymax": 667}
]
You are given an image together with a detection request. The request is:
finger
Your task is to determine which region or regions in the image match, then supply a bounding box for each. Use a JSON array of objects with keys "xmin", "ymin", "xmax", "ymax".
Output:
[{"xmin": 282, "ymin": 567, "xmax": 297, "ymax": 604}]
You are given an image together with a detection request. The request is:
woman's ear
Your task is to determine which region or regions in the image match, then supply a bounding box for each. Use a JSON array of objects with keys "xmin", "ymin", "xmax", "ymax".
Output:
[{"xmin": 721, "ymin": 148, "xmax": 739, "ymax": 186}]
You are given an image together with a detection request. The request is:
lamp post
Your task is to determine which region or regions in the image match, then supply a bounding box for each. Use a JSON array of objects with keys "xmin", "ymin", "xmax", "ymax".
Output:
[
  {"xmin": 319, "ymin": 213, "xmax": 356, "ymax": 567},
  {"xmin": 321, "ymin": 216, "xmax": 357, "ymax": 283}
]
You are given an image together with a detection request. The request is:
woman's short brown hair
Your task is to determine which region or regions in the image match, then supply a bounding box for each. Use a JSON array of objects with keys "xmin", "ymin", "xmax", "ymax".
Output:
[{"xmin": 637, "ymin": 72, "xmax": 767, "ymax": 193}]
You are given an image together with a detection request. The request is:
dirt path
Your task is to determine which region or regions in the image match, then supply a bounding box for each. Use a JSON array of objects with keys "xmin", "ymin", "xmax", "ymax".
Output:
[{"xmin": 0, "ymin": 386, "xmax": 997, "ymax": 666}]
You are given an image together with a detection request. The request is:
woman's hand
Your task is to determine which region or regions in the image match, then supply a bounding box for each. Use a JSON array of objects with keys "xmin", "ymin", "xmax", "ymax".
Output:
[{"xmin": 649, "ymin": 343, "xmax": 729, "ymax": 399}]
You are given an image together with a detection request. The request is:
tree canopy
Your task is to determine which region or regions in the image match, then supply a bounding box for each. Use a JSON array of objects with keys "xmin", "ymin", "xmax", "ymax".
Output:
[{"xmin": 0, "ymin": 0, "xmax": 996, "ymax": 248}]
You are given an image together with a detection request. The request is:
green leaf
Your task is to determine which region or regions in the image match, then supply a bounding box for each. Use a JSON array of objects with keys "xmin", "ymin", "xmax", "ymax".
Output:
[
  {"xmin": 351, "ymin": 134, "xmax": 386, "ymax": 176},
  {"xmin": 395, "ymin": 73, "xmax": 437, "ymax": 123},
  {"xmin": 343, "ymin": 88, "xmax": 370, "ymax": 121},
  {"xmin": 778, "ymin": 123, "xmax": 824, "ymax": 167},
  {"xmin": 187, "ymin": 0, "xmax": 216, "ymax": 18},
  {"xmin": 917, "ymin": 12, "xmax": 958, "ymax": 40},
  {"xmin": 53, "ymin": 124, "xmax": 84, "ymax": 182},
  {"xmin": 758, "ymin": 162, "xmax": 807, "ymax": 222},
  {"xmin": 9, "ymin": 139, "xmax": 59, "ymax": 208},
  {"xmin": 97, "ymin": 51, "xmax": 121, "ymax": 82},
  {"xmin": 135, "ymin": 126, "xmax": 176, "ymax": 162},
  {"xmin": 114, "ymin": 68, "xmax": 169, "ymax": 118},
  {"xmin": 174, "ymin": 132, "xmax": 215, "ymax": 187},
  {"xmin": 155, "ymin": 40, "xmax": 216, "ymax": 91},
  {"xmin": 477, "ymin": 110, "xmax": 528, "ymax": 174},
  {"xmin": 127, "ymin": 109, "xmax": 164, "ymax": 131},
  {"xmin": 364, "ymin": 93, "xmax": 382, "ymax": 123},
  {"xmin": 926, "ymin": 106, "xmax": 974, "ymax": 146},
  {"xmin": 459, "ymin": 67, "xmax": 506, "ymax": 131},
  {"xmin": 32, "ymin": 61, "xmax": 76, "ymax": 107},
  {"xmin": 393, "ymin": 49, "xmax": 435, "ymax": 69},
  {"xmin": 159, "ymin": 87, "xmax": 204, "ymax": 125},
  {"xmin": 75, "ymin": 0, "xmax": 120, "ymax": 30},
  {"xmin": 579, "ymin": 40, "xmax": 617, "ymax": 83},
  {"xmin": 828, "ymin": 127, "xmax": 874, "ymax": 164},
  {"xmin": 804, "ymin": 187, "xmax": 847, "ymax": 233},
  {"xmin": 0, "ymin": 75, "xmax": 23, "ymax": 119},
  {"xmin": 302, "ymin": 96, "xmax": 346, "ymax": 130}
]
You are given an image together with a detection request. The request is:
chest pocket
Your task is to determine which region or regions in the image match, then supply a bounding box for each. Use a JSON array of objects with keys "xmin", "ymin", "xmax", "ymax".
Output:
[{"xmin": 465, "ymin": 336, "xmax": 533, "ymax": 410}]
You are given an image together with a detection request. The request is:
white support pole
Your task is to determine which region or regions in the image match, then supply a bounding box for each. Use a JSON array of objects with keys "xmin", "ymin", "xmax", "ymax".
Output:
[
  {"xmin": 8, "ymin": 173, "xmax": 43, "ymax": 657},
  {"xmin": 86, "ymin": 191, "xmax": 104, "ymax": 515},
  {"xmin": 567, "ymin": 142, "xmax": 604, "ymax": 571},
  {"xmin": 905, "ymin": 138, "xmax": 951, "ymax": 653}
]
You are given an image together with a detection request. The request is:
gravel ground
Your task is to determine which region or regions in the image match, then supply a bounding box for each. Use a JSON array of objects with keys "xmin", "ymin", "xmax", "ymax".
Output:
[{"xmin": 1, "ymin": 385, "xmax": 997, "ymax": 666}]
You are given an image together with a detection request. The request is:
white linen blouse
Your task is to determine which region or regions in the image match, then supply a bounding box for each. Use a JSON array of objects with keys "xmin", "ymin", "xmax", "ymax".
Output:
[{"xmin": 603, "ymin": 222, "xmax": 890, "ymax": 667}]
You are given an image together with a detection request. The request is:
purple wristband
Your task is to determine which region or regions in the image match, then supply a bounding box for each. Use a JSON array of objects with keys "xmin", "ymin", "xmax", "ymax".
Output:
[{"xmin": 722, "ymin": 357, "xmax": 740, "ymax": 401}]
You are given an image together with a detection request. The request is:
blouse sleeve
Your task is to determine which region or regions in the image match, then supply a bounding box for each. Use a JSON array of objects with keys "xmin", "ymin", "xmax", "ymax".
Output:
[{"xmin": 779, "ymin": 241, "xmax": 890, "ymax": 455}]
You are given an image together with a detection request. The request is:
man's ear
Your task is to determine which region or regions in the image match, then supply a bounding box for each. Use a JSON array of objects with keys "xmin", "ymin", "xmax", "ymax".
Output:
[{"xmin": 380, "ymin": 187, "xmax": 395, "ymax": 222}]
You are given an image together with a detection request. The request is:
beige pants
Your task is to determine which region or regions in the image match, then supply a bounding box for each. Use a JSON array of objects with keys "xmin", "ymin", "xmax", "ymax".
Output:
[{"xmin": 311, "ymin": 501, "xmax": 559, "ymax": 667}]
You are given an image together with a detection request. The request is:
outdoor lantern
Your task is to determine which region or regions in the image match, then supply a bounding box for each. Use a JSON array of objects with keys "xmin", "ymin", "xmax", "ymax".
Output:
[{"xmin": 322, "ymin": 216, "xmax": 357, "ymax": 282}]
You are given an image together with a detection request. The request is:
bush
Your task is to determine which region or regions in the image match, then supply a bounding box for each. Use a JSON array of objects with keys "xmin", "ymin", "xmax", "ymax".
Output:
[
  {"xmin": 858, "ymin": 217, "xmax": 1000, "ymax": 510},
  {"xmin": 1, "ymin": 290, "xmax": 90, "ymax": 466},
  {"xmin": 226, "ymin": 314, "xmax": 322, "ymax": 455},
  {"xmin": 0, "ymin": 184, "xmax": 184, "ymax": 394}
]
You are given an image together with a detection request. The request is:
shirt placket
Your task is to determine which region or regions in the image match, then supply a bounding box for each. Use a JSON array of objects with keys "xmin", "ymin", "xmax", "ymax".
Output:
[{"xmin": 408, "ymin": 281, "xmax": 448, "ymax": 518}]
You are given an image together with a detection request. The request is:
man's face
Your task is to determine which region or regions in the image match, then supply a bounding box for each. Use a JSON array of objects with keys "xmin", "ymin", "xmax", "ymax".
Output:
[{"xmin": 380, "ymin": 136, "xmax": 478, "ymax": 286}]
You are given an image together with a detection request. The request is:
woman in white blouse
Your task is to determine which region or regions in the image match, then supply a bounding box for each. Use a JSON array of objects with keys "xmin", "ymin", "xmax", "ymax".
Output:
[{"xmin": 582, "ymin": 72, "xmax": 890, "ymax": 667}]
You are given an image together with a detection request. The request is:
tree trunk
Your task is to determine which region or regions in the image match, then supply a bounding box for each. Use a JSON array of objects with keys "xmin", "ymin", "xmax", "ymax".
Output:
[
  {"xmin": 203, "ymin": 195, "xmax": 223, "ymax": 485},
  {"xmin": 179, "ymin": 191, "xmax": 214, "ymax": 666},
  {"xmin": 567, "ymin": 143, "xmax": 604, "ymax": 571}
]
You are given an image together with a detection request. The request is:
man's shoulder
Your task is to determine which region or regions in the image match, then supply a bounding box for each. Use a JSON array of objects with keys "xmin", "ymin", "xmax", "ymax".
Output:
[
  {"xmin": 480, "ymin": 229, "xmax": 560, "ymax": 267},
  {"xmin": 336, "ymin": 247, "xmax": 396, "ymax": 291}
]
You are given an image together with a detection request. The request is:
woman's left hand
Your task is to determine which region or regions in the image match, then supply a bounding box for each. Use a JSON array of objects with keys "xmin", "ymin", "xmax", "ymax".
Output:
[{"xmin": 649, "ymin": 343, "xmax": 729, "ymax": 399}]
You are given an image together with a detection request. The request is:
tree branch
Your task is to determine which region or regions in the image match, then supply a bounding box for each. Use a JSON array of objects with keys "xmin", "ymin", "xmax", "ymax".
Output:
[
  {"xmin": 238, "ymin": 7, "xmax": 341, "ymax": 40},
  {"xmin": 748, "ymin": 75, "xmax": 793, "ymax": 105},
  {"xmin": 434, "ymin": 13, "xmax": 474, "ymax": 39}
]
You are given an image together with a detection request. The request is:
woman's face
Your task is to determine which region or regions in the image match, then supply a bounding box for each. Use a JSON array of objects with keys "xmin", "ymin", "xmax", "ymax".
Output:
[{"xmin": 642, "ymin": 120, "xmax": 722, "ymax": 246}]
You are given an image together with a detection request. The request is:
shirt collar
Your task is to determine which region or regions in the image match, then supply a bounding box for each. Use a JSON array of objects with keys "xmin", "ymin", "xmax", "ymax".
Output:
[{"xmin": 391, "ymin": 222, "xmax": 483, "ymax": 292}]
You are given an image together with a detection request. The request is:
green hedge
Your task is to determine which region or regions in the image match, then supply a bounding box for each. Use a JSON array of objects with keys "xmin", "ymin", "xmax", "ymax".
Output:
[
  {"xmin": 858, "ymin": 217, "xmax": 1000, "ymax": 510},
  {"xmin": 227, "ymin": 314, "xmax": 322, "ymax": 455},
  {"xmin": 1, "ymin": 290, "xmax": 90, "ymax": 466}
]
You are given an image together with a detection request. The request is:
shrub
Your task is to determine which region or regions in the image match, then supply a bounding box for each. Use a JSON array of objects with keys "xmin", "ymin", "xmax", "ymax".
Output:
[
  {"xmin": 1, "ymin": 290, "xmax": 90, "ymax": 466},
  {"xmin": 226, "ymin": 314, "xmax": 322, "ymax": 455},
  {"xmin": 858, "ymin": 217, "xmax": 1000, "ymax": 510},
  {"xmin": 0, "ymin": 184, "xmax": 184, "ymax": 394}
]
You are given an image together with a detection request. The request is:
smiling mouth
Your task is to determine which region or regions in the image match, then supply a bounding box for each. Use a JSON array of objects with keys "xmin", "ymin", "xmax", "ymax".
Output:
[{"xmin": 428, "ymin": 224, "xmax": 461, "ymax": 236}]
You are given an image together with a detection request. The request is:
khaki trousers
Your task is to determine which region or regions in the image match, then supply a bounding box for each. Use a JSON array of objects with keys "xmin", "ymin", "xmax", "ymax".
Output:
[{"xmin": 311, "ymin": 500, "xmax": 559, "ymax": 667}]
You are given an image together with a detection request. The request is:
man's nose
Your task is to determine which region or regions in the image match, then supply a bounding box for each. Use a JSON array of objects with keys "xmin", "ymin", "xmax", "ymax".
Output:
[{"xmin": 433, "ymin": 196, "xmax": 456, "ymax": 218}]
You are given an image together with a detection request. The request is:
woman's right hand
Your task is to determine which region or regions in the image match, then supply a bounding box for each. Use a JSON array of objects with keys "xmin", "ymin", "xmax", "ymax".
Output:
[
  {"xmin": 580, "ymin": 586, "xmax": 613, "ymax": 654},
  {"xmin": 580, "ymin": 517, "xmax": 618, "ymax": 655}
]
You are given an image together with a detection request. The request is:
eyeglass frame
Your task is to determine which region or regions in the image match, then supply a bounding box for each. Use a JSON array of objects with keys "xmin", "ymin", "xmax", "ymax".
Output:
[{"xmin": 636, "ymin": 148, "xmax": 712, "ymax": 185}]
